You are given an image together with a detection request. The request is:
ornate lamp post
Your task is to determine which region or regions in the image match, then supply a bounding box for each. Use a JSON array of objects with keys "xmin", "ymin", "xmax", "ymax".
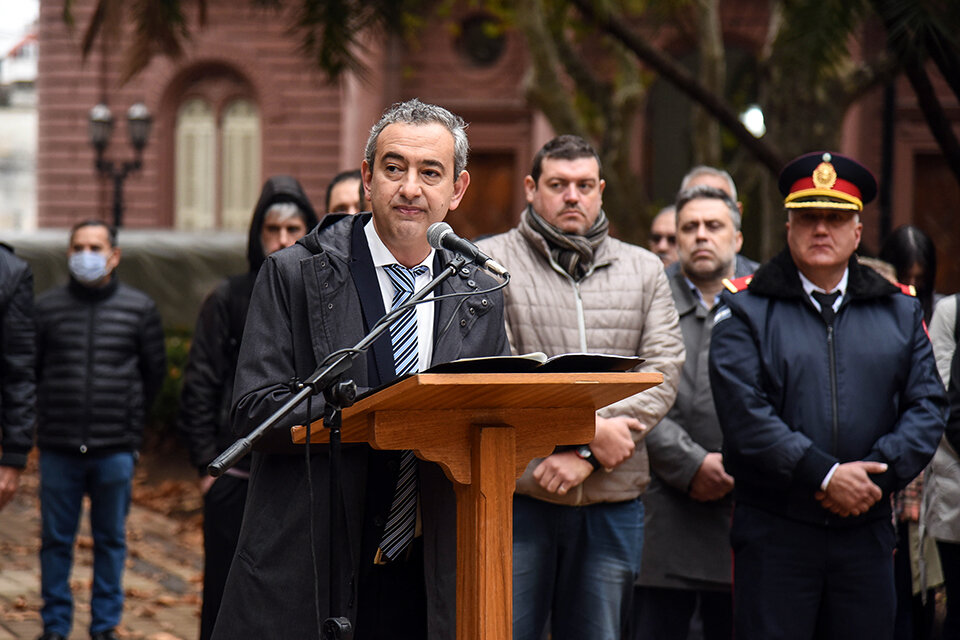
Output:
[{"xmin": 88, "ymin": 102, "xmax": 152, "ymax": 228}]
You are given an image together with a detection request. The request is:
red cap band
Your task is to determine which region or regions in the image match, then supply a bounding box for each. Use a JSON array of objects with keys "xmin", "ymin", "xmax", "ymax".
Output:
[{"xmin": 789, "ymin": 176, "xmax": 862, "ymax": 201}]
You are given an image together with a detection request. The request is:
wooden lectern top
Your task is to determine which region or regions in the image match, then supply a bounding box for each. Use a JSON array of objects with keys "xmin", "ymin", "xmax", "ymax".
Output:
[{"xmin": 291, "ymin": 371, "xmax": 662, "ymax": 446}]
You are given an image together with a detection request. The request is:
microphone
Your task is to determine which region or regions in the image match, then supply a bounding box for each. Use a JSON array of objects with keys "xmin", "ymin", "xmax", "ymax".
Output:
[{"xmin": 427, "ymin": 222, "xmax": 510, "ymax": 277}]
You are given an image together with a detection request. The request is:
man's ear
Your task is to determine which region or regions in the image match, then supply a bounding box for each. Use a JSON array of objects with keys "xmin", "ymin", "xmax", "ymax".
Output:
[
  {"xmin": 523, "ymin": 175, "xmax": 537, "ymax": 203},
  {"xmin": 361, "ymin": 159, "xmax": 373, "ymax": 201},
  {"xmin": 448, "ymin": 170, "xmax": 471, "ymax": 211},
  {"xmin": 106, "ymin": 246, "xmax": 122, "ymax": 273}
]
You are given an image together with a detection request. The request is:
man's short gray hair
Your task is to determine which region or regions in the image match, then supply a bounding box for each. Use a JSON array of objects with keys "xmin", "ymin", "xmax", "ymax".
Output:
[
  {"xmin": 675, "ymin": 185, "xmax": 742, "ymax": 230},
  {"xmin": 680, "ymin": 165, "xmax": 738, "ymax": 201},
  {"xmin": 364, "ymin": 98, "xmax": 470, "ymax": 179}
]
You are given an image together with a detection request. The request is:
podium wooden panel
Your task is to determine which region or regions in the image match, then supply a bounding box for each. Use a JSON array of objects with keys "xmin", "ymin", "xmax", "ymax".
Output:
[{"xmin": 291, "ymin": 372, "xmax": 662, "ymax": 640}]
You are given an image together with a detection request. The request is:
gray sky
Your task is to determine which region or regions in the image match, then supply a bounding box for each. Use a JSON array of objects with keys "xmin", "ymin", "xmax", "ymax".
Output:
[{"xmin": 0, "ymin": 0, "xmax": 39, "ymax": 56}]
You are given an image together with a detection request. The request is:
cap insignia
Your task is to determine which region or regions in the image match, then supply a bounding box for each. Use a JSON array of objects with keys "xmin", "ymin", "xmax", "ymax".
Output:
[{"xmin": 812, "ymin": 161, "xmax": 837, "ymax": 190}]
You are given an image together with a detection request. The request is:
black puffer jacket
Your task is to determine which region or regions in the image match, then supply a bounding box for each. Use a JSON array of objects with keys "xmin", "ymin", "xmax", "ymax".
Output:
[
  {"xmin": 36, "ymin": 277, "xmax": 167, "ymax": 454},
  {"xmin": 0, "ymin": 244, "xmax": 36, "ymax": 468},
  {"xmin": 177, "ymin": 175, "xmax": 319, "ymax": 472}
]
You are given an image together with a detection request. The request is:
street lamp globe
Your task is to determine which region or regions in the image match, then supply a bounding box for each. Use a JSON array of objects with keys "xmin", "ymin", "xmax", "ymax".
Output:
[
  {"xmin": 88, "ymin": 103, "xmax": 114, "ymax": 154},
  {"xmin": 126, "ymin": 102, "xmax": 152, "ymax": 153}
]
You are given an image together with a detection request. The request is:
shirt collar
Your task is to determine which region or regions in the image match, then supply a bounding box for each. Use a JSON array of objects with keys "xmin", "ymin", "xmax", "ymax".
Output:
[
  {"xmin": 364, "ymin": 217, "xmax": 435, "ymax": 273},
  {"xmin": 683, "ymin": 275, "xmax": 721, "ymax": 309},
  {"xmin": 798, "ymin": 267, "xmax": 849, "ymax": 310}
]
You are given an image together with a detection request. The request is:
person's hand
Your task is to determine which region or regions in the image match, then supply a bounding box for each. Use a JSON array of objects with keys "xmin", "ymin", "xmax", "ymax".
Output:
[
  {"xmin": 815, "ymin": 461, "xmax": 887, "ymax": 516},
  {"xmin": 533, "ymin": 452, "xmax": 593, "ymax": 496},
  {"xmin": 689, "ymin": 452, "xmax": 734, "ymax": 502},
  {"xmin": 0, "ymin": 466, "xmax": 22, "ymax": 511},
  {"xmin": 199, "ymin": 474, "xmax": 217, "ymax": 496},
  {"xmin": 590, "ymin": 416, "xmax": 643, "ymax": 469}
]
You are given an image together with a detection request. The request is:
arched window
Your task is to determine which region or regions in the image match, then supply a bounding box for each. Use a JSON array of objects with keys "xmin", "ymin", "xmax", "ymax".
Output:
[
  {"xmin": 221, "ymin": 99, "xmax": 262, "ymax": 230},
  {"xmin": 175, "ymin": 98, "xmax": 216, "ymax": 230},
  {"xmin": 171, "ymin": 67, "xmax": 261, "ymax": 231}
]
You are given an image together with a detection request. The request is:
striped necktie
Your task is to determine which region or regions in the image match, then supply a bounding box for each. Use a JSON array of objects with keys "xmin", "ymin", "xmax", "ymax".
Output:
[{"xmin": 377, "ymin": 263, "xmax": 429, "ymax": 562}]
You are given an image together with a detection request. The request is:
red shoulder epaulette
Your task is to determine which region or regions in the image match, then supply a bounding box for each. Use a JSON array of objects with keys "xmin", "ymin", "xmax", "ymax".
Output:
[
  {"xmin": 722, "ymin": 275, "xmax": 753, "ymax": 293},
  {"xmin": 897, "ymin": 282, "xmax": 916, "ymax": 297}
]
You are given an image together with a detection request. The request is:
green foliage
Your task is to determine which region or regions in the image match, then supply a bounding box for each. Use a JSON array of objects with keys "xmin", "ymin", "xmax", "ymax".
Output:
[
  {"xmin": 774, "ymin": 0, "xmax": 871, "ymax": 81},
  {"xmin": 146, "ymin": 327, "xmax": 193, "ymax": 440}
]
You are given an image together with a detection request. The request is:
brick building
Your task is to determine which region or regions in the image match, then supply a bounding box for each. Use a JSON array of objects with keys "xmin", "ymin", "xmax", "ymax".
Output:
[{"xmin": 36, "ymin": 0, "xmax": 960, "ymax": 290}]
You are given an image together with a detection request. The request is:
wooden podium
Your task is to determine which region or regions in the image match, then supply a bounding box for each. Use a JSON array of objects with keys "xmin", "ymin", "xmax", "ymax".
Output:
[{"xmin": 291, "ymin": 371, "xmax": 662, "ymax": 640}]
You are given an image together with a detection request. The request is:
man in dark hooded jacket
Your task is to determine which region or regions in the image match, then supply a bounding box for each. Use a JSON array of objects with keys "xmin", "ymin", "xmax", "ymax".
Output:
[
  {"xmin": 177, "ymin": 175, "xmax": 319, "ymax": 640},
  {"xmin": 0, "ymin": 244, "xmax": 35, "ymax": 512},
  {"xmin": 178, "ymin": 175, "xmax": 317, "ymax": 640}
]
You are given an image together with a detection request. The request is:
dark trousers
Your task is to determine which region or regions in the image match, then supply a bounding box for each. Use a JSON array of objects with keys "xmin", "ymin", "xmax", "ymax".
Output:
[
  {"xmin": 939, "ymin": 540, "xmax": 960, "ymax": 640},
  {"xmin": 355, "ymin": 536, "xmax": 427, "ymax": 640},
  {"xmin": 201, "ymin": 474, "xmax": 248, "ymax": 640},
  {"xmin": 635, "ymin": 586, "xmax": 732, "ymax": 640},
  {"xmin": 730, "ymin": 503, "xmax": 896, "ymax": 640},
  {"xmin": 893, "ymin": 520, "xmax": 935, "ymax": 640}
]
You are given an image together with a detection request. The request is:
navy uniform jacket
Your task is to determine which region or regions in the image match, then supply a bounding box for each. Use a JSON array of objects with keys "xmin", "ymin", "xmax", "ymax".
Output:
[
  {"xmin": 211, "ymin": 213, "xmax": 509, "ymax": 640},
  {"xmin": 708, "ymin": 249, "xmax": 947, "ymax": 527}
]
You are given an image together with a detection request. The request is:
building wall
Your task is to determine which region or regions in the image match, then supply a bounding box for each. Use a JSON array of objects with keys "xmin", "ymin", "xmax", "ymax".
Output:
[{"xmin": 38, "ymin": 0, "xmax": 347, "ymax": 228}]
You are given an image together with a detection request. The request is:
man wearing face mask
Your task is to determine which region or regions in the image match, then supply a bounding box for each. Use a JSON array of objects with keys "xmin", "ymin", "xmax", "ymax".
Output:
[
  {"xmin": 177, "ymin": 175, "xmax": 318, "ymax": 640},
  {"xmin": 34, "ymin": 220, "xmax": 167, "ymax": 640}
]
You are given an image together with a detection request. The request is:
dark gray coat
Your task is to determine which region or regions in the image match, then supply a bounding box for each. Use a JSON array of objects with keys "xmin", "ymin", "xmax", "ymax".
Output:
[
  {"xmin": 0, "ymin": 245, "xmax": 35, "ymax": 468},
  {"xmin": 639, "ymin": 255, "xmax": 756, "ymax": 589},
  {"xmin": 212, "ymin": 214, "xmax": 509, "ymax": 639}
]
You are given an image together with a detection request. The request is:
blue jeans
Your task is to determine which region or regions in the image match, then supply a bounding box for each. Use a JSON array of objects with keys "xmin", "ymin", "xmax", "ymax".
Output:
[
  {"xmin": 40, "ymin": 450, "xmax": 135, "ymax": 636},
  {"xmin": 513, "ymin": 495, "xmax": 644, "ymax": 640}
]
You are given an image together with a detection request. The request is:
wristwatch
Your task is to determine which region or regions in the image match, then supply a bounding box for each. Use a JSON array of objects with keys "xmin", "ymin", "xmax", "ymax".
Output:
[{"xmin": 576, "ymin": 445, "xmax": 604, "ymax": 471}]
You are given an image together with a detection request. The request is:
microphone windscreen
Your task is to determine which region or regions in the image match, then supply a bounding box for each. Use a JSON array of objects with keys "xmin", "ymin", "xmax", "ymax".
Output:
[{"xmin": 427, "ymin": 222, "xmax": 453, "ymax": 249}]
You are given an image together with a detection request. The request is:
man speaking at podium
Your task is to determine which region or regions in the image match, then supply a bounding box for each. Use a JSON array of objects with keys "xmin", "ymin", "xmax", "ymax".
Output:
[{"xmin": 211, "ymin": 99, "xmax": 509, "ymax": 640}]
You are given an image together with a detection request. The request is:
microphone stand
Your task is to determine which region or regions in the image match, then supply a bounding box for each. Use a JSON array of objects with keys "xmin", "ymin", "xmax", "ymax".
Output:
[{"xmin": 208, "ymin": 253, "xmax": 470, "ymax": 640}]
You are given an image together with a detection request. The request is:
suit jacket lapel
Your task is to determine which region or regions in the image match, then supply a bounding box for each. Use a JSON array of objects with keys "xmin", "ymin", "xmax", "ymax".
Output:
[
  {"xmin": 432, "ymin": 251, "xmax": 469, "ymax": 366},
  {"xmin": 349, "ymin": 216, "xmax": 393, "ymax": 387}
]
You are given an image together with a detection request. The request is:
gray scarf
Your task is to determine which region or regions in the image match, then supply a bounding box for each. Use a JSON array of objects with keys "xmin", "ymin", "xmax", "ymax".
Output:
[{"xmin": 522, "ymin": 205, "xmax": 609, "ymax": 281}]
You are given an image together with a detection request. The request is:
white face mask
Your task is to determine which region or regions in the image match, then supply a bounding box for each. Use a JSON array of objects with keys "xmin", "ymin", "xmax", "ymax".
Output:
[{"xmin": 68, "ymin": 251, "xmax": 109, "ymax": 285}]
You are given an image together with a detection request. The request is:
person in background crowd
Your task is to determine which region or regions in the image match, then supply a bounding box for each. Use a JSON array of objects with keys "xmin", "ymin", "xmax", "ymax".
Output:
[
  {"xmin": 635, "ymin": 185, "xmax": 758, "ymax": 640},
  {"xmin": 680, "ymin": 166, "xmax": 741, "ymax": 214},
  {"xmin": 211, "ymin": 99, "xmax": 508, "ymax": 640},
  {"xmin": 478, "ymin": 134, "xmax": 684, "ymax": 640},
  {"xmin": 878, "ymin": 224, "xmax": 942, "ymax": 640},
  {"xmin": 935, "ymin": 293, "xmax": 960, "ymax": 639},
  {"xmin": 649, "ymin": 206, "xmax": 678, "ymax": 267},
  {"xmin": 0, "ymin": 243, "xmax": 35, "ymax": 512},
  {"xmin": 325, "ymin": 169, "xmax": 365, "ymax": 215},
  {"xmin": 709, "ymin": 151, "xmax": 947, "ymax": 640},
  {"xmin": 879, "ymin": 225, "xmax": 938, "ymax": 324},
  {"xmin": 177, "ymin": 175, "xmax": 319, "ymax": 640},
  {"xmin": 35, "ymin": 221, "xmax": 167, "ymax": 640}
]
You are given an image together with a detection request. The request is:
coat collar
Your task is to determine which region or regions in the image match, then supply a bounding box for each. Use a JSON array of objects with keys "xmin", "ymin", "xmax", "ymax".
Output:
[
  {"xmin": 747, "ymin": 248, "xmax": 899, "ymax": 302},
  {"xmin": 670, "ymin": 254, "xmax": 758, "ymax": 316}
]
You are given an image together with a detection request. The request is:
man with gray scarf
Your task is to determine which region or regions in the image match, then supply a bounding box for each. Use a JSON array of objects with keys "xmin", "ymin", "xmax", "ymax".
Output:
[{"xmin": 478, "ymin": 135, "xmax": 684, "ymax": 640}]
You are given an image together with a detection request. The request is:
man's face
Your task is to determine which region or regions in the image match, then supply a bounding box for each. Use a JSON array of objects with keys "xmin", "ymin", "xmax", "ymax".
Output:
[
  {"xmin": 69, "ymin": 225, "xmax": 120, "ymax": 285},
  {"xmin": 525, "ymin": 157, "xmax": 605, "ymax": 235},
  {"xmin": 786, "ymin": 208, "xmax": 862, "ymax": 278},
  {"xmin": 649, "ymin": 211, "xmax": 678, "ymax": 266},
  {"xmin": 261, "ymin": 210, "xmax": 308, "ymax": 256},
  {"xmin": 676, "ymin": 198, "xmax": 742, "ymax": 282},
  {"xmin": 328, "ymin": 178, "xmax": 362, "ymax": 215},
  {"xmin": 362, "ymin": 122, "xmax": 469, "ymax": 263}
]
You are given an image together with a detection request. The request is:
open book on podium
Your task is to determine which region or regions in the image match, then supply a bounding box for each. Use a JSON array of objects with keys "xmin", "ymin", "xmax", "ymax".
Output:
[{"xmin": 290, "ymin": 354, "xmax": 661, "ymax": 640}]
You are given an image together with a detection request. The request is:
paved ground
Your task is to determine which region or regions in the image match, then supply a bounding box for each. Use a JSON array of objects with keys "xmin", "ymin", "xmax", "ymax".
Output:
[{"xmin": 0, "ymin": 452, "xmax": 204, "ymax": 640}]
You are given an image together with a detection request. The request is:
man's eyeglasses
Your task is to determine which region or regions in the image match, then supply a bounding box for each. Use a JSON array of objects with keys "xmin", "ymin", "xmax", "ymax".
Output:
[{"xmin": 650, "ymin": 233, "xmax": 676, "ymax": 245}]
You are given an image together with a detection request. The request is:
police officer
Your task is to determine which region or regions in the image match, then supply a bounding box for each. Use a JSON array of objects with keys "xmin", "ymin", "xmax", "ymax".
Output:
[{"xmin": 708, "ymin": 152, "xmax": 947, "ymax": 639}]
